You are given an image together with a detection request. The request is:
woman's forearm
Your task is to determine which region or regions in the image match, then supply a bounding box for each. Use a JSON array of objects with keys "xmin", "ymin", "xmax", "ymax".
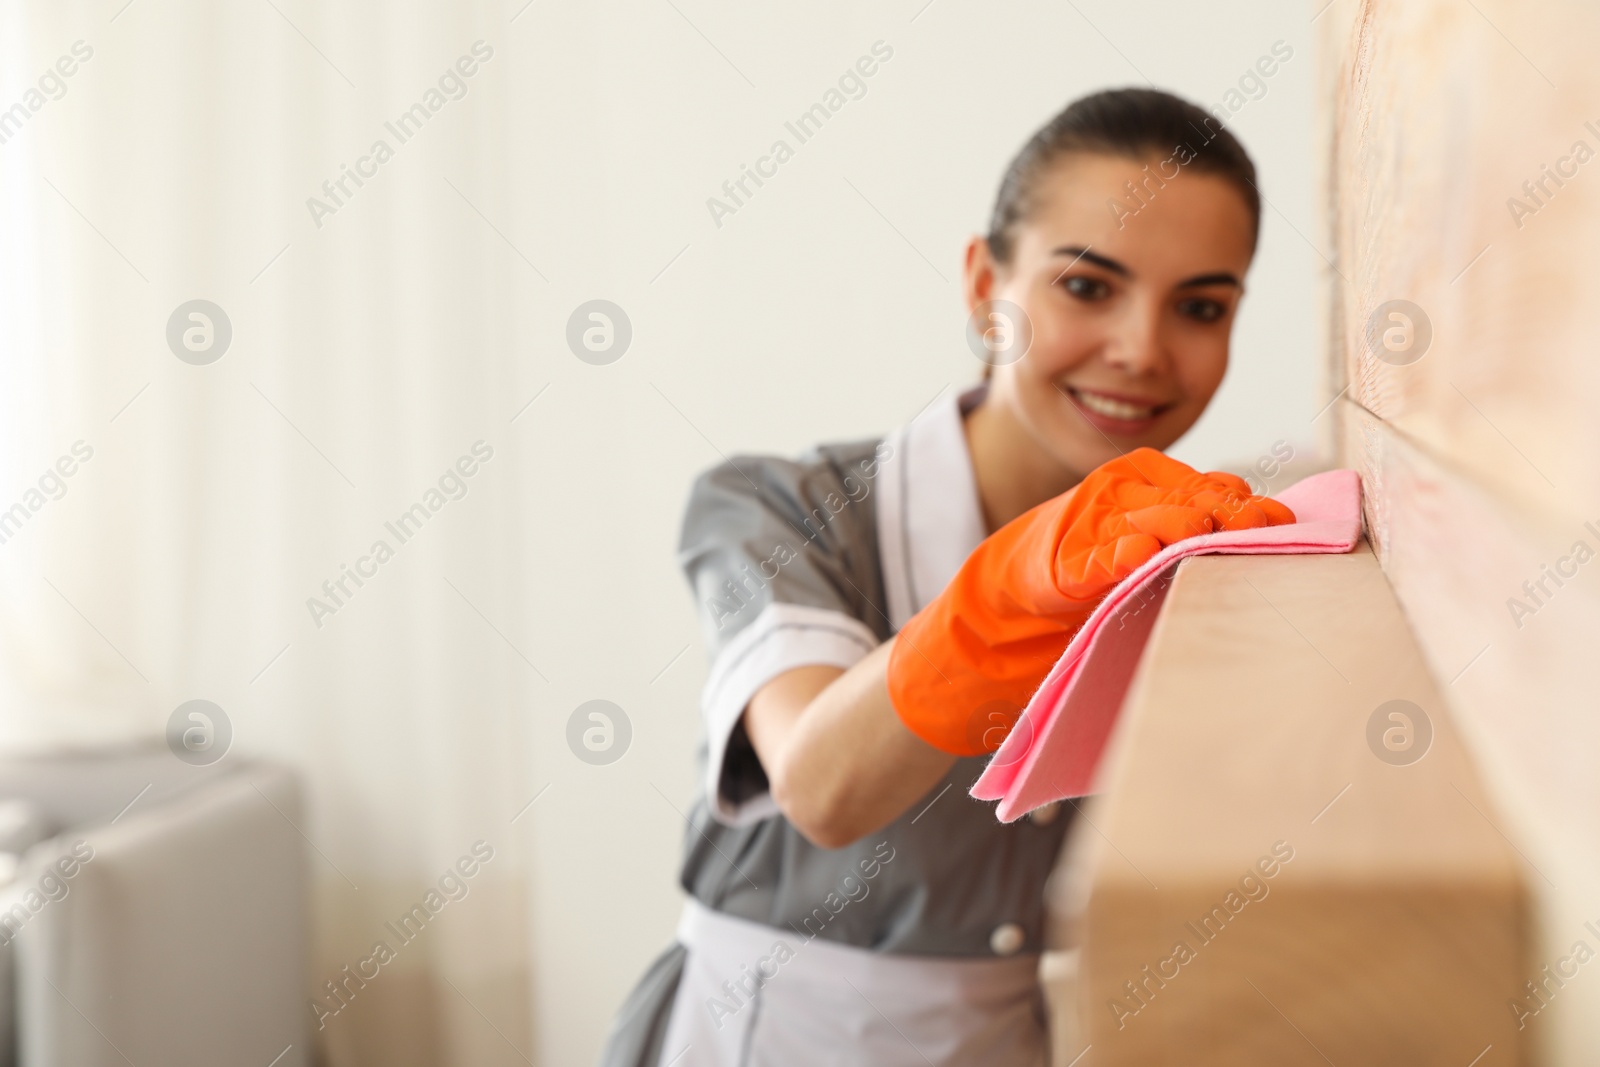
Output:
[{"xmin": 745, "ymin": 637, "xmax": 957, "ymax": 849}]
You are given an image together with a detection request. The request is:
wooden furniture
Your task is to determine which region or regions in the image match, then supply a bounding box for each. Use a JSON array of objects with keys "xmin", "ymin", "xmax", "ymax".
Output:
[
  {"xmin": 1320, "ymin": 0, "xmax": 1600, "ymax": 1060},
  {"xmin": 1055, "ymin": 546, "xmax": 1531, "ymax": 1064}
]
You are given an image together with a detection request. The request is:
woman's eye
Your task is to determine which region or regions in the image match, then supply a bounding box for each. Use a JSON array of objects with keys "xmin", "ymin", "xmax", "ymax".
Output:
[
  {"xmin": 1178, "ymin": 297, "xmax": 1226, "ymax": 322},
  {"xmin": 1061, "ymin": 275, "xmax": 1111, "ymax": 301}
]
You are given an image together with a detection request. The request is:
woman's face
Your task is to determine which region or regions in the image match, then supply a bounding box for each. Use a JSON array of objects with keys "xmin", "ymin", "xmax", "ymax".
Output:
[{"xmin": 965, "ymin": 151, "xmax": 1257, "ymax": 475}]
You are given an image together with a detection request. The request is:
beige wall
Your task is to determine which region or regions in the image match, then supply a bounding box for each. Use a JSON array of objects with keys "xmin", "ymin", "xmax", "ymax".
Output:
[{"xmin": 1321, "ymin": 1, "xmax": 1600, "ymax": 1060}]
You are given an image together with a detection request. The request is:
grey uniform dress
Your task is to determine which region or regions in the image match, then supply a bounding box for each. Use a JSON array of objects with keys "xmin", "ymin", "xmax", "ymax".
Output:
[{"xmin": 599, "ymin": 383, "xmax": 1074, "ymax": 1066}]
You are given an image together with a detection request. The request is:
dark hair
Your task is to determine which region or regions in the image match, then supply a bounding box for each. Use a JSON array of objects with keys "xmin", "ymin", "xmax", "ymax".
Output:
[{"xmin": 985, "ymin": 87, "xmax": 1261, "ymax": 264}]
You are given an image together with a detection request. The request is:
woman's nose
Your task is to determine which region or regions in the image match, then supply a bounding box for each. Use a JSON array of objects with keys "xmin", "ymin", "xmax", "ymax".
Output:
[{"xmin": 1101, "ymin": 302, "xmax": 1167, "ymax": 377}]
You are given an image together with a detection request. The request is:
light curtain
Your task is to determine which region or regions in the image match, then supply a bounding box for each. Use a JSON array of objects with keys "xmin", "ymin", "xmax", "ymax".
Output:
[{"xmin": 0, "ymin": 1, "xmax": 536, "ymax": 1062}]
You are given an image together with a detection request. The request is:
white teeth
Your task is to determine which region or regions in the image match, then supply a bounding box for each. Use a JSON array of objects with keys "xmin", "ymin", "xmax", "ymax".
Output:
[{"xmin": 1072, "ymin": 389, "xmax": 1157, "ymax": 421}]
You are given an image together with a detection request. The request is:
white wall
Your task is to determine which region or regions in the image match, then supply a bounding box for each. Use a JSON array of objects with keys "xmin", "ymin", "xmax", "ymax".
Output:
[{"xmin": 0, "ymin": 1, "xmax": 1318, "ymax": 1063}]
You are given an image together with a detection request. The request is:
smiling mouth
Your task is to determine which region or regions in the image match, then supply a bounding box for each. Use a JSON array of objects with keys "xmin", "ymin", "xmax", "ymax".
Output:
[{"xmin": 1062, "ymin": 386, "xmax": 1173, "ymax": 424}]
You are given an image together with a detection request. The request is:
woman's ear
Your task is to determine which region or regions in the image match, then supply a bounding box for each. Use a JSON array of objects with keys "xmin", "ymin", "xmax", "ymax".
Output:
[{"xmin": 963, "ymin": 235, "xmax": 1000, "ymax": 316}]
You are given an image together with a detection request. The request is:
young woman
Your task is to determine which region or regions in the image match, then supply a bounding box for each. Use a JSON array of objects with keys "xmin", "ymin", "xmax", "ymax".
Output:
[{"xmin": 601, "ymin": 87, "xmax": 1275, "ymax": 1066}]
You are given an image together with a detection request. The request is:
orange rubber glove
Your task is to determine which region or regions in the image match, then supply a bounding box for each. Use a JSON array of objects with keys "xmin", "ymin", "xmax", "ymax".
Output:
[{"xmin": 887, "ymin": 447, "xmax": 1296, "ymax": 756}]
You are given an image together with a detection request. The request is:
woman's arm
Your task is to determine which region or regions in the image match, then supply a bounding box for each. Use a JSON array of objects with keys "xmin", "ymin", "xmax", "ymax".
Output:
[{"xmin": 743, "ymin": 636, "xmax": 956, "ymax": 850}]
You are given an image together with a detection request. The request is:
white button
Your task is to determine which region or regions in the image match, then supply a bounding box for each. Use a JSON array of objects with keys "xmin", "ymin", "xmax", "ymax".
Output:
[
  {"xmin": 990, "ymin": 922, "xmax": 1025, "ymax": 956},
  {"xmin": 1029, "ymin": 802, "xmax": 1061, "ymax": 826}
]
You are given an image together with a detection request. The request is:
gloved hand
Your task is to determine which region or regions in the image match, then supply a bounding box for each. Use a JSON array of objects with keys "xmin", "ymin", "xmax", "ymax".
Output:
[{"xmin": 887, "ymin": 447, "xmax": 1295, "ymax": 756}]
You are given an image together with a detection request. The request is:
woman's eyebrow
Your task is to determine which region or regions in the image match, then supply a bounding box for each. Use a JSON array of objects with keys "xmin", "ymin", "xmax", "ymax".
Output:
[
  {"xmin": 1176, "ymin": 272, "xmax": 1242, "ymax": 289},
  {"xmin": 1052, "ymin": 245, "xmax": 1128, "ymax": 276},
  {"xmin": 1050, "ymin": 247, "xmax": 1242, "ymax": 290}
]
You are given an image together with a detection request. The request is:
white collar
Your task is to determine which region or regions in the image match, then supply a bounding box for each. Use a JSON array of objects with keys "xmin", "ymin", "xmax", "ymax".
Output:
[{"xmin": 876, "ymin": 382, "xmax": 990, "ymax": 633}]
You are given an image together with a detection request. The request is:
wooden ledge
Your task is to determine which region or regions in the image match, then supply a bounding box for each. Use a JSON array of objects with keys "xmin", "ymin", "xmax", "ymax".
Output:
[{"xmin": 1057, "ymin": 541, "xmax": 1532, "ymax": 1065}]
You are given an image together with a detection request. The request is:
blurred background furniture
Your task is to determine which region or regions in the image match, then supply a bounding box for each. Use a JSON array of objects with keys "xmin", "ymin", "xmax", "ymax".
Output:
[{"xmin": 0, "ymin": 748, "xmax": 307, "ymax": 1067}]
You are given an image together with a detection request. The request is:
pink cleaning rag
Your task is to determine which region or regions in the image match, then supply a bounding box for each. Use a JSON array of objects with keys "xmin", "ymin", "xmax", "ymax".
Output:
[{"xmin": 970, "ymin": 468, "xmax": 1363, "ymax": 822}]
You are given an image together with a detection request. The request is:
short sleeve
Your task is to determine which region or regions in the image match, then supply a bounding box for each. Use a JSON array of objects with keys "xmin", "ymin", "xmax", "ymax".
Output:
[{"xmin": 678, "ymin": 444, "xmax": 891, "ymax": 826}]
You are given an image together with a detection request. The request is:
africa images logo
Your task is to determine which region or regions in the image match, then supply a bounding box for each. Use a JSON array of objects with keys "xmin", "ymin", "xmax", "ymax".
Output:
[
  {"xmin": 704, "ymin": 41, "xmax": 894, "ymax": 229},
  {"xmin": 305, "ymin": 41, "xmax": 495, "ymax": 229}
]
